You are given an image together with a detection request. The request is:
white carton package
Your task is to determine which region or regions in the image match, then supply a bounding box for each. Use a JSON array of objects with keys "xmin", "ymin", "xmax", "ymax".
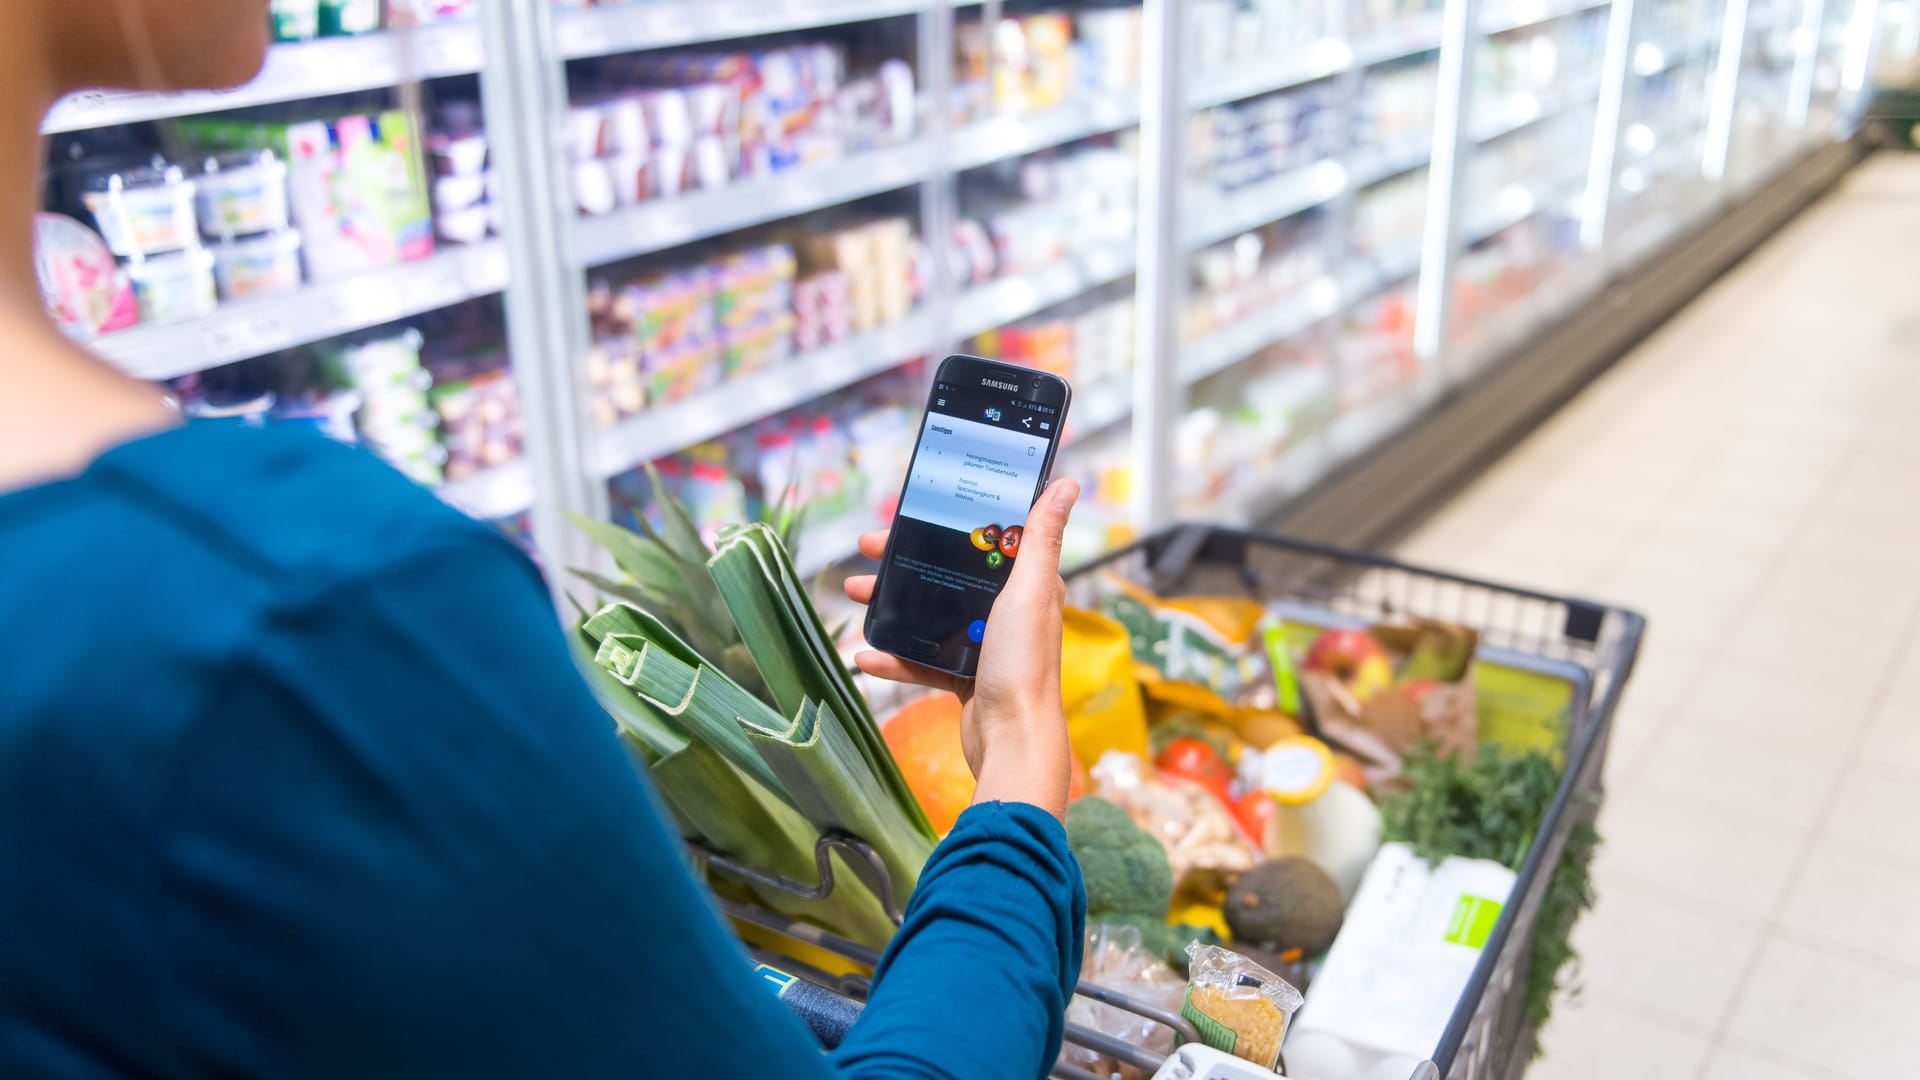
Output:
[{"xmin": 1288, "ymin": 843, "xmax": 1516, "ymax": 1063}]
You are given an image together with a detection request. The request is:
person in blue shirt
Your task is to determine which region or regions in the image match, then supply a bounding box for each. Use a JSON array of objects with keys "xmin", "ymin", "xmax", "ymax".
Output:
[{"xmin": 0, "ymin": 3, "xmax": 1087, "ymax": 1078}]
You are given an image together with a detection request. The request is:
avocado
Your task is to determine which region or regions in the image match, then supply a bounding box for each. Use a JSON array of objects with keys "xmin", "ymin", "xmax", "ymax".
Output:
[{"xmin": 1223, "ymin": 857, "xmax": 1345, "ymax": 955}]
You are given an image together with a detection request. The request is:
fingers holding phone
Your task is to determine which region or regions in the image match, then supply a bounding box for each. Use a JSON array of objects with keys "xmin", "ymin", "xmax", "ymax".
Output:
[{"xmin": 847, "ymin": 478, "xmax": 1080, "ymax": 819}]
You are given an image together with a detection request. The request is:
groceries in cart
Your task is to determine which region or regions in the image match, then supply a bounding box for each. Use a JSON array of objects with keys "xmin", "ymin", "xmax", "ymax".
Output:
[
  {"xmin": 1034, "ymin": 573, "xmax": 1600, "ymax": 1076},
  {"xmin": 569, "ymin": 494, "xmax": 1610, "ymax": 1078}
]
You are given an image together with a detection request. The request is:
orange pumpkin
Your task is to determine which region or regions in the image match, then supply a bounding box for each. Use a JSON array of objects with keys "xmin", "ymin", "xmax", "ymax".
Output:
[
  {"xmin": 884, "ymin": 692, "xmax": 1090, "ymax": 835},
  {"xmin": 883, "ymin": 694, "xmax": 974, "ymax": 835}
]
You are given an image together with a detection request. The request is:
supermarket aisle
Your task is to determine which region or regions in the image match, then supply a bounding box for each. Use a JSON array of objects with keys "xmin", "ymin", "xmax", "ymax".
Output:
[{"xmin": 1396, "ymin": 153, "xmax": 1920, "ymax": 1080}]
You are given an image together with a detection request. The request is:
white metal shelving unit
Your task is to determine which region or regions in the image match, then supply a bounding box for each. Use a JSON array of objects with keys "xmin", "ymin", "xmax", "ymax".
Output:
[
  {"xmin": 91, "ymin": 243, "xmax": 510, "ymax": 381},
  {"xmin": 54, "ymin": 0, "xmax": 1877, "ymax": 583},
  {"xmin": 40, "ymin": 24, "xmax": 487, "ymax": 133}
]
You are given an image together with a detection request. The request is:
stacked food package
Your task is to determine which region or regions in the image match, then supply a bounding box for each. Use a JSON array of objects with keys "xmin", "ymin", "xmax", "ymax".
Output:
[
  {"xmin": 584, "ymin": 215, "xmax": 920, "ymax": 429},
  {"xmin": 569, "ymin": 43, "xmax": 916, "ymax": 215}
]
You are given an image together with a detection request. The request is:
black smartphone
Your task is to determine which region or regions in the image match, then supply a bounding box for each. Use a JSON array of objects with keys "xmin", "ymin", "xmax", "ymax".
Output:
[{"xmin": 863, "ymin": 355, "xmax": 1073, "ymax": 678}]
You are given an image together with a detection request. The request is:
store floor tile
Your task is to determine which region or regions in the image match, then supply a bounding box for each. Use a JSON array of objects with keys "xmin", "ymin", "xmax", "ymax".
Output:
[
  {"xmin": 1776, "ymin": 846, "xmax": 1920, "ymax": 974},
  {"xmin": 1817, "ymin": 762, "xmax": 1920, "ymax": 869},
  {"xmin": 1724, "ymin": 937, "xmax": 1920, "ymax": 1079},
  {"xmin": 1856, "ymin": 701, "xmax": 1920, "ymax": 781},
  {"xmin": 1628, "ymin": 725, "xmax": 1848, "ymax": 836},
  {"xmin": 1529, "ymin": 997, "xmax": 1713, "ymax": 1080},
  {"xmin": 1592, "ymin": 790, "xmax": 1800, "ymax": 921},
  {"xmin": 1569, "ymin": 884, "xmax": 1766, "ymax": 1031},
  {"xmin": 1701, "ymin": 1044, "xmax": 1844, "ymax": 1080},
  {"xmin": 1394, "ymin": 153, "xmax": 1920, "ymax": 1077},
  {"xmin": 1663, "ymin": 653, "xmax": 1877, "ymax": 757}
]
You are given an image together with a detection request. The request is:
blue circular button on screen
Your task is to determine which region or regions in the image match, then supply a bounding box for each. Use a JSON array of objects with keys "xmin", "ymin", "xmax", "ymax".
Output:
[{"xmin": 967, "ymin": 619, "xmax": 987, "ymax": 644}]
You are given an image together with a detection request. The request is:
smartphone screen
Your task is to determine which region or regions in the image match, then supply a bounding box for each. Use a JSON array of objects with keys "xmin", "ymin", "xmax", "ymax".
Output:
[{"xmin": 864, "ymin": 355, "xmax": 1072, "ymax": 677}]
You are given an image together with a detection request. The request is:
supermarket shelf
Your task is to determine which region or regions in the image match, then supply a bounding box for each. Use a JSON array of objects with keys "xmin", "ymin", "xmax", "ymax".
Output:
[
  {"xmin": 92, "ymin": 242, "xmax": 510, "ymax": 382},
  {"xmin": 1211, "ymin": 437, "xmax": 1332, "ymax": 524},
  {"xmin": 43, "ymin": 25, "xmax": 484, "ymax": 134},
  {"xmin": 1454, "ymin": 262, "xmax": 1606, "ymax": 377},
  {"xmin": 951, "ymin": 240, "xmax": 1135, "ymax": 339},
  {"xmin": 1188, "ymin": 41, "xmax": 1354, "ymax": 111},
  {"xmin": 1482, "ymin": 0, "xmax": 1611, "ymax": 36},
  {"xmin": 1342, "ymin": 238, "xmax": 1425, "ymax": 300},
  {"xmin": 1275, "ymin": 139, "xmax": 1860, "ymax": 549},
  {"xmin": 556, "ymin": 0, "xmax": 925, "ymax": 59},
  {"xmin": 591, "ymin": 312, "xmax": 932, "ymax": 478},
  {"xmin": 1635, "ymin": 34, "xmax": 1721, "ymax": 77},
  {"xmin": 438, "ymin": 460, "xmax": 535, "ymax": 520},
  {"xmin": 575, "ymin": 141, "xmax": 928, "ymax": 266},
  {"xmin": 1461, "ymin": 184, "xmax": 1542, "ymax": 244},
  {"xmin": 1181, "ymin": 281, "xmax": 1336, "ymax": 386},
  {"xmin": 1349, "ymin": 136, "xmax": 1433, "ymax": 188},
  {"xmin": 1329, "ymin": 389, "xmax": 1426, "ymax": 462},
  {"xmin": 1472, "ymin": 77, "xmax": 1602, "ymax": 143},
  {"xmin": 1186, "ymin": 160, "xmax": 1348, "ymax": 250},
  {"xmin": 1613, "ymin": 209, "xmax": 1685, "ymax": 268},
  {"xmin": 1067, "ymin": 378, "xmax": 1133, "ymax": 443},
  {"xmin": 1200, "ymin": 370, "xmax": 1337, "ymax": 521},
  {"xmin": 1352, "ymin": 12, "xmax": 1447, "ymax": 66},
  {"xmin": 794, "ymin": 507, "xmax": 885, "ymax": 578},
  {"xmin": 949, "ymin": 99, "xmax": 1139, "ymax": 172}
]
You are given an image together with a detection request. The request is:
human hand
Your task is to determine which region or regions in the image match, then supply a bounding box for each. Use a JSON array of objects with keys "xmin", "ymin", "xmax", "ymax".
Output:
[{"xmin": 843, "ymin": 478, "xmax": 1080, "ymax": 820}]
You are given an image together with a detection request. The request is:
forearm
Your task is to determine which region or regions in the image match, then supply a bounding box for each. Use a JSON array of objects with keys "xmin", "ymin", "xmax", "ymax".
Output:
[
  {"xmin": 970, "ymin": 729, "xmax": 1072, "ymax": 822},
  {"xmin": 829, "ymin": 802, "xmax": 1086, "ymax": 1080}
]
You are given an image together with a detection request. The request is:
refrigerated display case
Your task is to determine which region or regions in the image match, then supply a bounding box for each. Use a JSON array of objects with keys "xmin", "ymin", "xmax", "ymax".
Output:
[
  {"xmin": 36, "ymin": 9, "xmax": 546, "ymax": 539},
  {"xmin": 43, "ymin": 0, "xmax": 1881, "ymax": 581}
]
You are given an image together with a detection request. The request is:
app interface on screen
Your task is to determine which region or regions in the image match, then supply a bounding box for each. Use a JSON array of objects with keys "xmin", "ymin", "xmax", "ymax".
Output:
[{"xmin": 872, "ymin": 379, "xmax": 1061, "ymax": 668}]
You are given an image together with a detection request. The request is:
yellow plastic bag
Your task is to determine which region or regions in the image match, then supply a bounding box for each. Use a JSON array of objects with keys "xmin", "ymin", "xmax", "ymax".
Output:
[{"xmin": 1062, "ymin": 606, "xmax": 1151, "ymax": 766}]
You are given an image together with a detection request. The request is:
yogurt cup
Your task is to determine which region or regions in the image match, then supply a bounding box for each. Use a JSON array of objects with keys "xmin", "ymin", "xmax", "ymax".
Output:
[
  {"xmin": 83, "ymin": 164, "xmax": 199, "ymax": 257},
  {"xmin": 127, "ymin": 247, "xmax": 217, "ymax": 323},
  {"xmin": 197, "ymin": 151, "xmax": 292, "ymax": 239},
  {"xmin": 435, "ymin": 206, "xmax": 490, "ymax": 245},
  {"xmin": 433, "ymin": 172, "xmax": 487, "ymax": 212},
  {"xmin": 210, "ymin": 230, "xmax": 304, "ymax": 301}
]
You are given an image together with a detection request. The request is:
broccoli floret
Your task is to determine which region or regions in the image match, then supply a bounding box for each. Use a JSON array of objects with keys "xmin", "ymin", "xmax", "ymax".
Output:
[{"xmin": 1066, "ymin": 797, "xmax": 1174, "ymax": 921}]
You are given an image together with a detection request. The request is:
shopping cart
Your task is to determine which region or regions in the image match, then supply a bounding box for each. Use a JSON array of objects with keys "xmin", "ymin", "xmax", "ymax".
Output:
[{"xmin": 703, "ymin": 524, "xmax": 1646, "ymax": 1080}]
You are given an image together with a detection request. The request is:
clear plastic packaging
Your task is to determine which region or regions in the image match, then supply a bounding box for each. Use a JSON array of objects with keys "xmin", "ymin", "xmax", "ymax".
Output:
[
  {"xmin": 1180, "ymin": 943, "xmax": 1304, "ymax": 1071},
  {"xmin": 33, "ymin": 213, "xmax": 138, "ymax": 340},
  {"xmin": 1093, "ymin": 752, "xmax": 1260, "ymax": 883},
  {"xmin": 1059, "ymin": 925, "xmax": 1189, "ymax": 1080}
]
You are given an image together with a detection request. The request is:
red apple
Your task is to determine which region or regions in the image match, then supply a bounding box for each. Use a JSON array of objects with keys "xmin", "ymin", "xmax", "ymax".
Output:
[
  {"xmin": 1304, "ymin": 629, "xmax": 1394, "ymax": 702},
  {"xmin": 1399, "ymin": 678, "xmax": 1449, "ymax": 714}
]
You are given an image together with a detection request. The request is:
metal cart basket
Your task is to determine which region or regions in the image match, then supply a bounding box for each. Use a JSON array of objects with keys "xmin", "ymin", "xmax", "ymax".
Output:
[{"xmin": 710, "ymin": 524, "xmax": 1646, "ymax": 1080}]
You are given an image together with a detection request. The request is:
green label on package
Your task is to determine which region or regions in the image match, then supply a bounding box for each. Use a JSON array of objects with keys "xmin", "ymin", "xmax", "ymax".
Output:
[
  {"xmin": 1263, "ymin": 624, "xmax": 1302, "ymax": 715},
  {"xmin": 1444, "ymin": 894, "xmax": 1504, "ymax": 949},
  {"xmin": 1180, "ymin": 985, "xmax": 1240, "ymax": 1055},
  {"xmin": 1475, "ymin": 661, "xmax": 1578, "ymax": 759}
]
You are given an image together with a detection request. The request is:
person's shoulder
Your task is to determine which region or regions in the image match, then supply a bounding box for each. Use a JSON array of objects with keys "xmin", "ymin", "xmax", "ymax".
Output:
[{"xmin": 92, "ymin": 421, "xmax": 519, "ymax": 590}]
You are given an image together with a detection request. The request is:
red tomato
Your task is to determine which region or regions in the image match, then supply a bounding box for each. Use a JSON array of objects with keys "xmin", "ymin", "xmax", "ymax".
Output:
[
  {"xmin": 1233, "ymin": 790, "xmax": 1275, "ymax": 843},
  {"xmin": 1156, "ymin": 737, "xmax": 1234, "ymax": 804}
]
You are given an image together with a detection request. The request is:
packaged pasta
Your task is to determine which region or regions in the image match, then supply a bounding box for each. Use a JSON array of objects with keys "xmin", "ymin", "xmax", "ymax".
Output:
[{"xmin": 1180, "ymin": 943, "xmax": 1303, "ymax": 1071}]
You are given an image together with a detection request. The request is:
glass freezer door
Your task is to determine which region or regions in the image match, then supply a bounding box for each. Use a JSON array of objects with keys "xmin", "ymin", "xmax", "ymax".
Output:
[{"xmin": 40, "ymin": 6, "xmax": 549, "ymax": 559}]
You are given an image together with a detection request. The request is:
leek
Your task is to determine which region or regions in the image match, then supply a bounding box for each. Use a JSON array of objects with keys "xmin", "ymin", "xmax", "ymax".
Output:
[
  {"xmin": 572, "ymin": 490, "xmax": 938, "ymax": 948},
  {"xmin": 650, "ymin": 740, "xmax": 896, "ymax": 946}
]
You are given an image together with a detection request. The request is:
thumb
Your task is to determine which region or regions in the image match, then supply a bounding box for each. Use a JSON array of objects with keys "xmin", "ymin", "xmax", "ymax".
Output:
[{"xmin": 1004, "ymin": 477, "xmax": 1079, "ymax": 591}]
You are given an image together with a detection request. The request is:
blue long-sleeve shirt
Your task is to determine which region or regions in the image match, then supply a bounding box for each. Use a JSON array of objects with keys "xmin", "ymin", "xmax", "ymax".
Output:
[{"xmin": 0, "ymin": 421, "xmax": 1085, "ymax": 1079}]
